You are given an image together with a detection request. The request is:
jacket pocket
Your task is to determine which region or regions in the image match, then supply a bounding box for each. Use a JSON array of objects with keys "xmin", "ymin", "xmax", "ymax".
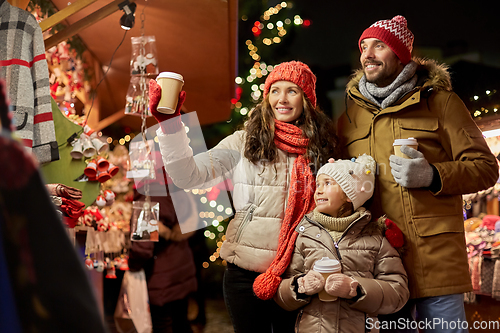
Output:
[
  {"xmin": 412, "ymin": 213, "xmax": 464, "ymax": 237},
  {"xmin": 397, "ymin": 117, "xmax": 439, "ymax": 142},
  {"xmin": 344, "ymin": 125, "xmax": 370, "ymax": 146},
  {"xmin": 234, "ymin": 204, "xmax": 257, "ymax": 243},
  {"xmin": 14, "ymin": 111, "xmax": 28, "ymax": 130},
  {"xmin": 344, "ymin": 125, "xmax": 371, "ymax": 157}
]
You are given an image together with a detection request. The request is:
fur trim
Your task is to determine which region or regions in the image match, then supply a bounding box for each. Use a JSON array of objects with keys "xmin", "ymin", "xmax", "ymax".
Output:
[{"xmin": 346, "ymin": 57, "xmax": 452, "ymax": 93}]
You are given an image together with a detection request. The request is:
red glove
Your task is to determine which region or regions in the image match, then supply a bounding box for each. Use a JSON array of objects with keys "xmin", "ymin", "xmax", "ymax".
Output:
[
  {"xmin": 149, "ymin": 79, "xmax": 186, "ymax": 134},
  {"xmin": 384, "ymin": 218, "xmax": 404, "ymax": 248}
]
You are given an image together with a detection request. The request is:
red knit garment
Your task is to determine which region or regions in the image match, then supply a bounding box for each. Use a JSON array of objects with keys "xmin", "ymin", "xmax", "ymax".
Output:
[
  {"xmin": 253, "ymin": 120, "xmax": 316, "ymax": 300},
  {"xmin": 262, "ymin": 61, "xmax": 317, "ymax": 108}
]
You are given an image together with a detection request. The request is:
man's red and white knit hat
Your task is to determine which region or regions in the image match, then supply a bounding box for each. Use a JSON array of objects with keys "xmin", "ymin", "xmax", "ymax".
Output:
[{"xmin": 359, "ymin": 15, "xmax": 414, "ymax": 64}]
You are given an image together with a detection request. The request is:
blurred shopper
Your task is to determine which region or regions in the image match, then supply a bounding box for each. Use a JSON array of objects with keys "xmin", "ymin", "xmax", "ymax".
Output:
[{"xmin": 128, "ymin": 163, "xmax": 199, "ymax": 333}]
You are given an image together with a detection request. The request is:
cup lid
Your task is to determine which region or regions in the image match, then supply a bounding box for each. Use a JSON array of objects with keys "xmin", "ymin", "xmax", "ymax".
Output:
[
  {"xmin": 313, "ymin": 257, "xmax": 341, "ymax": 273},
  {"xmin": 393, "ymin": 137, "xmax": 418, "ymax": 146},
  {"xmin": 156, "ymin": 71, "xmax": 184, "ymax": 82}
]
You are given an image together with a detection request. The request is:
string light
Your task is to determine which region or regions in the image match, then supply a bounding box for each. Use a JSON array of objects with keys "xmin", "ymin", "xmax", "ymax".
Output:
[
  {"xmin": 469, "ymin": 89, "xmax": 499, "ymax": 119},
  {"xmin": 231, "ymin": 1, "xmax": 309, "ymax": 117},
  {"xmin": 206, "ymin": 1, "xmax": 306, "ymax": 270}
]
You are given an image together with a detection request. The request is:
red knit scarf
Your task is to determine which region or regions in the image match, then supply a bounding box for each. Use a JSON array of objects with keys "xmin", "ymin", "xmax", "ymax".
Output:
[{"xmin": 253, "ymin": 120, "xmax": 316, "ymax": 300}]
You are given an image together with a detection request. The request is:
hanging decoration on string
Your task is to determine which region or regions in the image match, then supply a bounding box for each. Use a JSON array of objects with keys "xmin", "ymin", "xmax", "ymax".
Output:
[{"xmin": 124, "ymin": 3, "xmax": 158, "ymax": 117}]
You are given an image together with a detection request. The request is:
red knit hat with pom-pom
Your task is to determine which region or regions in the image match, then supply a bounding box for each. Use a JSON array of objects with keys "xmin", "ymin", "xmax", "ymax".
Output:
[{"xmin": 263, "ymin": 61, "xmax": 317, "ymax": 107}]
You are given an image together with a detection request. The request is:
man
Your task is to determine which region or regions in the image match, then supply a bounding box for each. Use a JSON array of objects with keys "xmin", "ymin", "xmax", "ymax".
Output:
[{"xmin": 337, "ymin": 15, "xmax": 498, "ymax": 332}]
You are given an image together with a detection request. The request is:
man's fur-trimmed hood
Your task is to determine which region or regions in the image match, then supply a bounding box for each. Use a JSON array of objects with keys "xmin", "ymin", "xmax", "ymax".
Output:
[{"xmin": 346, "ymin": 57, "xmax": 452, "ymax": 93}]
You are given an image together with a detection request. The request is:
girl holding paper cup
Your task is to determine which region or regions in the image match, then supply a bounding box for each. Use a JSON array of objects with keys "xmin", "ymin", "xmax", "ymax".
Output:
[{"xmin": 274, "ymin": 155, "xmax": 409, "ymax": 332}]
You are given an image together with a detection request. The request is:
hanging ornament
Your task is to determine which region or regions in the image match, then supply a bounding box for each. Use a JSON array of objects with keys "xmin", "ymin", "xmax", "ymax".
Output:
[
  {"xmin": 85, "ymin": 257, "xmax": 94, "ymax": 270},
  {"xmin": 124, "ymin": 9, "xmax": 158, "ymax": 117},
  {"xmin": 105, "ymin": 260, "xmax": 117, "ymax": 279},
  {"xmin": 120, "ymin": 255, "xmax": 130, "ymax": 271},
  {"xmin": 93, "ymin": 259, "xmax": 105, "ymax": 272},
  {"xmin": 96, "ymin": 195, "xmax": 106, "ymax": 208}
]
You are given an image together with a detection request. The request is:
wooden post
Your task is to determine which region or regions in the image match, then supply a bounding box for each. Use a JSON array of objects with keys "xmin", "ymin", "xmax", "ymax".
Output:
[{"xmin": 6, "ymin": 0, "xmax": 30, "ymax": 10}]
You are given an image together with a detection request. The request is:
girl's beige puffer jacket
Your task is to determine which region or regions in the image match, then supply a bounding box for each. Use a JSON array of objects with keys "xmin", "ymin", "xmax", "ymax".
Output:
[{"xmin": 275, "ymin": 209, "xmax": 409, "ymax": 333}]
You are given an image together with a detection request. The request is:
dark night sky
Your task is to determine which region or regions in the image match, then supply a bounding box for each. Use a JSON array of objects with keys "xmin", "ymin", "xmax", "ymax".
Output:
[
  {"xmin": 286, "ymin": 0, "xmax": 499, "ymax": 70},
  {"xmin": 262, "ymin": 0, "xmax": 500, "ymax": 115}
]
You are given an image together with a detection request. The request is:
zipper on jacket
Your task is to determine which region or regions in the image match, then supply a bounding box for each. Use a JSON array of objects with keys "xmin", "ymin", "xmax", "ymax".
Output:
[
  {"xmin": 304, "ymin": 215, "xmax": 342, "ymax": 262},
  {"xmin": 333, "ymin": 241, "xmax": 342, "ymax": 260},
  {"xmin": 234, "ymin": 204, "xmax": 256, "ymax": 243},
  {"xmin": 295, "ymin": 308, "xmax": 303, "ymax": 332},
  {"xmin": 305, "ymin": 213, "xmax": 367, "ymax": 262}
]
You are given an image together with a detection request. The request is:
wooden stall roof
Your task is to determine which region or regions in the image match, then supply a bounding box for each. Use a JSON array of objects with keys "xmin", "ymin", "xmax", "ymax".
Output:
[{"xmin": 45, "ymin": 0, "xmax": 238, "ymax": 131}]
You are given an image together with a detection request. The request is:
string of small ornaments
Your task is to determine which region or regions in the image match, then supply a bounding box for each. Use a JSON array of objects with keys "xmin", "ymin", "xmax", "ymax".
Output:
[{"xmin": 85, "ymin": 254, "xmax": 130, "ymax": 279}]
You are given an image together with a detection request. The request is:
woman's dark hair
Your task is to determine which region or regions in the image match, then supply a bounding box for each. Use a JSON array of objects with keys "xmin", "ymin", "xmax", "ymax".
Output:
[{"xmin": 243, "ymin": 94, "xmax": 339, "ymax": 172}]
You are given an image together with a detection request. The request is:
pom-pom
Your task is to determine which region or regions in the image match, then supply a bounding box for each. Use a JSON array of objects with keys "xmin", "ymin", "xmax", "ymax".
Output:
[
  {"xmin": 384, "ymin": 218, "xmax": 404, "ymax": 248},
  {"xmin": 253, "ymin": 272, "xmax": 282, "ymax": 300},
  {"xmin": 355, "ymin": 154, "xmax": 376, "ymax": 175},
  {"xmin": 392, "ymin": 15, "xmax": 407, "ymax": 26}
]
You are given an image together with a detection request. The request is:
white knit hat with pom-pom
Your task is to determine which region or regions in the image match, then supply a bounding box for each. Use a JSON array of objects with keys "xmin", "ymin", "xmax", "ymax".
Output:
[{"xmin": 317, "ymin": 154, "xmax": 376, "ymax": 210}]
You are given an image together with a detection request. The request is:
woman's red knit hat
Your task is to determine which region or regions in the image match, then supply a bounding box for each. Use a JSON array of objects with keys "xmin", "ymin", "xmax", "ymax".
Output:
[
  {"xmin": 359, "ymin": 15, "xmax": 414, "ymax": 65},
  {"xmin": 263, "ymin": 61, "xmax": 317, "ymax": 107}
]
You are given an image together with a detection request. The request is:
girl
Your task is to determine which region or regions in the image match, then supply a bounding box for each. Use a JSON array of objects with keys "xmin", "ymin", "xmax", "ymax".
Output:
[{"xmin": 275, "ymin": 155, "xmax": 409, "ymax": 332}]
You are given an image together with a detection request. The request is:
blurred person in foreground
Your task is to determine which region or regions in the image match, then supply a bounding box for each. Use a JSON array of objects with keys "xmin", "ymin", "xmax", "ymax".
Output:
[{"xmin": 0, "ymin": 78, "xmax": 108, "ymax": 332}]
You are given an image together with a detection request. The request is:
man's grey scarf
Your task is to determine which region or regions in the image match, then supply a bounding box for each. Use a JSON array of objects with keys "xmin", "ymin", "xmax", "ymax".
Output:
[{"xmin": 358, "ymin": 61, "xmax": 418, "ymax": 109}]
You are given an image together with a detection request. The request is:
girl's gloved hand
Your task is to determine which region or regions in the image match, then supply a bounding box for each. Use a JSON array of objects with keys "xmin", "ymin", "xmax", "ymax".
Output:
[
  {"xmin": 297, "ymin": 270, "xmax": 325, "ymax": 295},
  {"xmin": 324, "ymin": 273, "xmax": 358, "ymax": 299}
]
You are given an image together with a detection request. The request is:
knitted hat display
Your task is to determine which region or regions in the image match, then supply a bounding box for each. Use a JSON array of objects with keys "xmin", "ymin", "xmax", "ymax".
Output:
[
  {"xmin": 482, "ymin": 215, "xmax": 500, "ymax": 230},
  {"xmin": 359, "ymin": 15, "xmax": 414, "ymax": 65},
  {"xmin": 263, "ymin": 61, "xmax": 317, "ymax": 107},
  {"xmin": 317, "ymin": 154, "xmax": 376, "ymax": 210}
]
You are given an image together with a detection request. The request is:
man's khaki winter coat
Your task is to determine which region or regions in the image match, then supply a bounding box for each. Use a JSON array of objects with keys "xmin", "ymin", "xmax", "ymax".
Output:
[
  {"xmin": 337, "ymin": 58, "xmax": 499, "ymax": 298},
  {"xmin": 275, "ymin": 209, "xmax": 409, "ymax": 333}
]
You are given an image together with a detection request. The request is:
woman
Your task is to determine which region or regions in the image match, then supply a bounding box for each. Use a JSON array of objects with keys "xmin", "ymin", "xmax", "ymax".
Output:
[{"xmin": 149, "ymin": 61, "xmax": 339, "ymax": 333}]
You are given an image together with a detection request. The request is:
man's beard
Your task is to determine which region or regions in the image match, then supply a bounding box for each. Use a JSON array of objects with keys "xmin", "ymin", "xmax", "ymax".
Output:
[{"xmin": 363, "ymin": 61, "xmax": 399, "ymax": 87}]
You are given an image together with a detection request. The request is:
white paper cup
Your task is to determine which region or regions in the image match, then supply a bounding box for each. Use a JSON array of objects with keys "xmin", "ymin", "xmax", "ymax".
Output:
[
  {"xmin": 156, "ymin": 72, "xmax": 184, "ymax": 114},
  {"xmin": 393, "ymin": 137, "xmax": 418, "ymax": 159},
  {"xmin": 313, "ymin": 257, "xmax": 342, "ymax": 302}
]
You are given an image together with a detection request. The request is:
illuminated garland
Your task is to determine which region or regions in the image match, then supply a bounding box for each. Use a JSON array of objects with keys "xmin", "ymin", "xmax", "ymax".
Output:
[
  {"xmin": 232, "ymin": 1, "xmax": 309, "ymax": 116},
  {"xmin": 200, "ymin": 1, "xmax": 309, "ymax": 269}
]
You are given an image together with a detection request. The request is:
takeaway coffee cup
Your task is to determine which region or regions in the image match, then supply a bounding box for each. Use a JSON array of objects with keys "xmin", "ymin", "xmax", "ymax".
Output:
[
  {"xmin": 313, "ymin": 257, "xmax": 342, "ymax": 302},
  {"xmin": 156, "ymin": 72, "xmax": 184, "ymax": 114},
  {"xmin": 393, "ymin": 137, "xmax": 418, "ymax": 159}
]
